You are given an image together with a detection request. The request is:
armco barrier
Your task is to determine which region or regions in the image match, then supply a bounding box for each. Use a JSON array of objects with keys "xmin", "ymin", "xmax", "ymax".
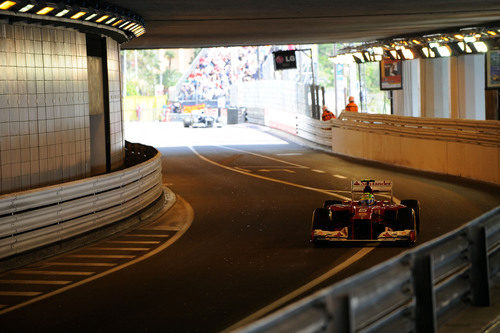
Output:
[
  {"xmin": 239, "ymin": 206, "xmax": 500, "ymax": 333},
  {"xmin": 0, "ymin": 141, "xmax": 163, "ymax": 259}
]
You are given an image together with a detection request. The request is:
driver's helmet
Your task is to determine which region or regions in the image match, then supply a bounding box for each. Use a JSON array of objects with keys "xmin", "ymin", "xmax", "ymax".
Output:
[{"xmin": 360, "ymin": 192, "xmax": 376, "ymax": 205}]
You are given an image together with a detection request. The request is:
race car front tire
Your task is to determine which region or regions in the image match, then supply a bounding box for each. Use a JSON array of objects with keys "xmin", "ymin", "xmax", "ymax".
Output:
[{"xmin": 401, "ymin": 200, "xmax": 420, "ymax": 234}]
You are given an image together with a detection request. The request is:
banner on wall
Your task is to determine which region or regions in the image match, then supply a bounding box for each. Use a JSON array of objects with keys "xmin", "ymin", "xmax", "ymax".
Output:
[
  {"xmin": 380, "ymin": 59, "xmax": 403, "ymax": 90},
  {"xmin": 486, "ymin": 50, "xmax": 500, "ymax": 89},
  {"xmin": 273, "ymin": 50, "xmax": 297, "ymax": 70}
]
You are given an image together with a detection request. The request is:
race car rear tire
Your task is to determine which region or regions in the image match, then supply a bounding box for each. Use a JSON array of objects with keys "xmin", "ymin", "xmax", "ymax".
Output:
[
  {"xmin": 401, "ymin": 200, "xmax": 420, "ymax": 234},
  {"xmin": 323, "ymin": 200, "xmax": 342, "ymax": 208}
]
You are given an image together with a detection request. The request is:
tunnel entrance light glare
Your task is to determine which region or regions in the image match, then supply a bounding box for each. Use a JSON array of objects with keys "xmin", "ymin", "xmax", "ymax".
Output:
[
  {"xmin": 95, "ymin": 15, "xmax": 108, "ymax": 22},
  {"xmin": 37, "ymin": 7, "xmax": 54, "ymax": 15},
  {"xmin": 18, "ymin": 4, "xmax": 34, "ymax": 12},
  {"xmin": 55, "ymin": 9, "xmax": 69, "ymax": 16},
  {"xmin": 0, "ymin": 1, "xmax": 15, "ymax": 10},
  {"xmin": 112, "ymin": 19, "xmax": 123, "ymax": 26},
  {"xmin": 105, "ymin": 17, "xmax": 116, "ymax": 24},
  {"xmin": 373, "ymin": 47, "xmax": 383, "ymax": 55},
  {"xmin": 473, "ymin": 42, "xmax": 488, "ymax": 53},
  {"xmin": 85, "ymin": 13, "xmax": 97, "ymax": 21},
  {"xmin": 70, "ymin": 11, "xmax": 86, "ymax": 19}
]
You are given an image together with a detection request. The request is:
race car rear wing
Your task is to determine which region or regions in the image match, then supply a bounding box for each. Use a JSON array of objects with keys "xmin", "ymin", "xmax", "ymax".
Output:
[{"xmin": 351, "ymin": 179, "xmax": 393, "ymax": 202}]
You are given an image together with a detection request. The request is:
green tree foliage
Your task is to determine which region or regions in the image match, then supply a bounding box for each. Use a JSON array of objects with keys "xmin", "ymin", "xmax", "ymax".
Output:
[{"xmin": 318, "ymin": 44, "xmax": 335, "ymax": 88}]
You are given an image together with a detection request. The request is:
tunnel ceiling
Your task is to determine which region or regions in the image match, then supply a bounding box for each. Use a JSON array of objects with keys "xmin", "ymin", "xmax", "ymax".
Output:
[{"xmin": 116, "ymin": 0, "xmax": 500, "ymax": 49}]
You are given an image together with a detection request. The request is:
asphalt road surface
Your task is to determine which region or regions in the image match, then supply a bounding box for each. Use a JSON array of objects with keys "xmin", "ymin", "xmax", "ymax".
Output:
[{"xmin": 0, "ymin": 122, "xmax": 498, "ymax": 332}]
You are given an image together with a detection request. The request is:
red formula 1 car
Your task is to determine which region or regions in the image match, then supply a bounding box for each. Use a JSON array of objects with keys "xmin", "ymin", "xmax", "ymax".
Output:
[{"xmin": 311, "ymin": 180, "xmax": 420, "ymax": 246}]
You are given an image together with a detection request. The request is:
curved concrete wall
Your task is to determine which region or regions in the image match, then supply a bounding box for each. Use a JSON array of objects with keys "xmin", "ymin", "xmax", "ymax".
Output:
[{"xmin": 0, "ymin": 23, "xmax": 124, "ymax": 194}]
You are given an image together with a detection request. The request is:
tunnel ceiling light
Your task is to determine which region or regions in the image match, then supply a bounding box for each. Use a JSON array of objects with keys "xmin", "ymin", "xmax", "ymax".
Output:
[
  {"xmin": 18, "ymin": 4, "xmax": 34, "ymax": 12},
  {"xmin": 473, "ymin": 41, "xmax": 488, "ymax": 53},
  {"xmin": 454, "ymin": 34, "xmax": 464, "ymax": 40},
  {"xmin": 464, "ymin": 36, "xmax": 476, "ymax": 43},
  {"xmin": 0, "ymin": 1, "xmax": 15, "ymax": 10},
  {"xmin": 487, "ymin": 30, "xmax": 497, "ymax": 36},
  {"xmin": 412, "ymin": 39, "xmax": 421, "ymax": 45},
  {"xmin": 437, "ymin": 45, "xmax": 451, "ymax": 57},
  {"xmin": 36, "ymin": 7, "xmax": 54, "ymax": 15},
  {"xmin": 55, "ymin": 9, "xmax": 69, "ymax": 17},
  {"xmin": 128, "ymin": 23, "xmax": 139, "ymax": 31},
  {"xmin": 95, "ymin": 15, "xmax": 109, "ymax": 23},
  {"xmin": 119, "ymin": 21, "xmax": 130, "ymax": 28},
  {"xmin": 389, "ymin": 50, "xmax": 400, "ymax": 60},
  {"xmin": 124, "ymin": 22, "xmax": 135, "ymax": 30},
  {"xmin": 372, "ymin": 47, "xmax": 383, "ymax": 55},
  {"xmin": 70, "ymin": 11, "xmax": 86, "ymax": 19},
  {"xmin": 402, "ymin": 48, "xmax": 414, "ymax": 60},
  {"xmin": 112, "ymin": 19, "xmax": 123, "ymax": 26},
  {"xmin": 84, "ymin": 13, "xmax": 97, "ymax": 21},
  {"xmin": 105, "ymin": 17, "xmax": 116, "ymax": 24}
]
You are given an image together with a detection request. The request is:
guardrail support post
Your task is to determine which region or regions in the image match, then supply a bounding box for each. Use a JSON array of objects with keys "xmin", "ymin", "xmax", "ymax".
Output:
[
  {"xmin": 412, "ymin": 254, "xmax": 436, "ymax": 333},
  {"xmin": 469, "ymin": 226, "xmax": 490, "ymax": 306},
  {"xmin": 324, "ymin": 295, "xmax": 352, "ymax": 333}
]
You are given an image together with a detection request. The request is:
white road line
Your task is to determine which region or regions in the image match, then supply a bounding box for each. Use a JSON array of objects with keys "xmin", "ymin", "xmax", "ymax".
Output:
[
  {"xmin": 67, "ymin": 254, "xmax": 136, "ymax": 259},
  {"xmin": 0, "ymin": 280, "xmax": 71, "ymax": 285},
  {"xmin": 276, "ymin": 153, "xmax": 302, "ymax": 156},
  {"xmin": 0, "ymin": 291, "xmax": 42, "ymax": 297},
  {"xmin": 312, "ymin": 169, "xmax": 325, "ymax": 173},
  {"xmin": 107, "ymin": 240, "xmax": 160, "ymax": 244},
  {"xmin": 189, "ymin": 147, "xmax": 350, "ymax": 201},
  {"xmin": 0, "ymin": 196, "xmax": 194, "ymax": 316},
  {"xmin": 234, "ymin": 167, "xmax": 252, "ymax": 172},
  {"xmin": 333, "ymin": 174, "xmax": 348, "ymax": 179},
  {"xmin": 124, "ymin": 234, "xmax": 171, "ymax": 238},
  {"xmin": 258, "ymin": 169, "xmax": 295, "ymax": 174},
  {"xmin": 224, "ymin": 248, "xmax": 375, "ymax": 332},
  {"xmin": 45, "ymin": 262, "xmax": 116, "ymax": 267},
  {"xmin": 14, "ymin": 270, "xmax": 93, "ymax": 276},
  {"xmin": 219, "ymin": 146, "xmax": 309, "ymax": 169},
  {"xmin": 87, "ymin": 247, "xmax": 150, "ymax": 251}
]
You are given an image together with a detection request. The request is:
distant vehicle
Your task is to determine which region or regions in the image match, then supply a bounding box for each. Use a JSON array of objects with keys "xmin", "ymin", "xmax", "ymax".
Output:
[
  {"xmin": 183, "ymin": 109, "xmax": 223, "ymax": 128},
  {"xmin": 311, "ymin": 179, "xmax": 420, "ymax": 246}
]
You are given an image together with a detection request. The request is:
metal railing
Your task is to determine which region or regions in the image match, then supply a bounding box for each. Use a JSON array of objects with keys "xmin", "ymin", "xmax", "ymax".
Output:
[
  {"xmin": 239, "ymin": 206, "xmax": 500, "ymax": 333},
  {"xmin": 296, "ymin": 114, "xmax": 332, "ymax": 147},
  {"xmin": 0, "ymin": 141, "xmax": 163, "ymax": 260},
  {"xmin": 335, "ymin": 112, "xmax": 500, "ymax": 147}
]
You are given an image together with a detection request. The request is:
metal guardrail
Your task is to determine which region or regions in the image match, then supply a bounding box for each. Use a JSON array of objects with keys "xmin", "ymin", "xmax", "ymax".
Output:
[
  {"xmin": 239, "ymin": 206, "xmax": 500, "ymax": 333},
  {"xmin": 0, "ymin": 141, "xmax": 163, "ymax": 259},
  {"xmin": 335, "ymin": 112, "xmax": 500, "ymax": 147},
  {"xmin": 296, "ymin": 115, "xmax": 332, "ymax": 147}
]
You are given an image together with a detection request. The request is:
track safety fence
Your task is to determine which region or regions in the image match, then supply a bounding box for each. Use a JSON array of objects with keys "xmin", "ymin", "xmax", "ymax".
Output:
[
  {"xmin": 0, "ymin": 141, "xmax": 163, "ymax": 260},
  {"xmin": 239, "ymin": 206, "xmax": 500, "ymax": 333}
]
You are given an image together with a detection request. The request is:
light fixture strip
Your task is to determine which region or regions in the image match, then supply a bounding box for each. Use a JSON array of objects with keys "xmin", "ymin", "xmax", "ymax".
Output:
[
  {"xmin": 112, "ymin": 19, "xmax": 123, "ymax": 26},
  {"xmin": 85, "ymin": 13, "xmax": 97, "ymax": 21},
  {"xmin": 19, "ymin": 4, "xmax": 34, "ymax": 12},
  {"xmin": 36, "ymin": 7, "xmax": 54, "ymax": 15},
  {"xmin": 70, "ymin": 11, "xmax": 86, "ymax": 19},
  {"xmin": 105, "ymin": 17, "xmax": 116, "ymax": 24},
  {"xmin": 55, "ymin": 9, "xmax": 69, "ymax": 17},
  {"xmin": 95, "ymin": 15, "xmax": 109, "ymax": 23},
  {"xmin": 119, "ymin": 21, "xmax": 130, "ymax": 28},
  {"xmin": 0, "ymin": 1, "xmax": 16, "ymax": 10}
]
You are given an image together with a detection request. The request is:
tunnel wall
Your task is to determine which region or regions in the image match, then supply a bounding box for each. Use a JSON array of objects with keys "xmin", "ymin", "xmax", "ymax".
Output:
[{"xmin": 0, "ymin": 23, "xmax": 124, "ymax": 194}]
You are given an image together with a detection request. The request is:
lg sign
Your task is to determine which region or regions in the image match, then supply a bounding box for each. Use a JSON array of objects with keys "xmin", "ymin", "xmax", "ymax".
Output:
[{"xmin": 273, "ymin": 50, "xmax": 297, "ymax": 70}]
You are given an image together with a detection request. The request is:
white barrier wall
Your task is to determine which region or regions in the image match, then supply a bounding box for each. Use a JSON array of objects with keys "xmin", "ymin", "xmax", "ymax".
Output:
[{"xmin": 331, "ymin": 113, "xmax": 500, "ymax": 184}]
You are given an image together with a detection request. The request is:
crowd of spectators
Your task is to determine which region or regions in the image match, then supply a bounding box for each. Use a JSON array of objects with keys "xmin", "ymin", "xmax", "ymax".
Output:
[{"xmin": 178, "ymin": 46, "xmax": 274, "ymax": 104}]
